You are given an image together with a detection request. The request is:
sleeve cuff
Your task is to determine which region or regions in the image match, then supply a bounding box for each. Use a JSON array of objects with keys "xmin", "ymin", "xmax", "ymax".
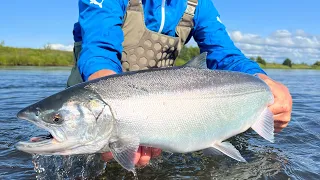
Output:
[
  {"xmin": 247, "ymin": 68, "xmax": 267, "ymax": 76},
  {"xmin": 79, "ymin": 57, "xmax": 123, "ymax": 81}
]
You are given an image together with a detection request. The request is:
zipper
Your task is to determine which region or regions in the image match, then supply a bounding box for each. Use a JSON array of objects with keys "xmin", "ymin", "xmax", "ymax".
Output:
[{"xmin": 158, "ymin": 0, "xmax": 166, "ymax": 33}]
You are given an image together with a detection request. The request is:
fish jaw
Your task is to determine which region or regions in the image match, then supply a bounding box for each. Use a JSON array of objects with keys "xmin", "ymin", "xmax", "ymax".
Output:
[
  {"xmin": 17, "ymin": 109, "xmax": 68, "ymax": 143},
  {"xmin": 15, "ymin": 138, "xmax": 79, "ymax": 155},
  {"xmin": 16, "ymin": 109, "xmax": 78, "ymax": 154},
  {"xmin": 15, "ymin": 137, "xmax": 112, "ymax": 155}
]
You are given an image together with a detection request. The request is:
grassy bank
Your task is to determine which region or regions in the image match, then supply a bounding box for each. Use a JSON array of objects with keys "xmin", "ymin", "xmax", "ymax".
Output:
[
  {"xmin": 0, "ymin": 45, "xmax": 73, "ymax": 66},
  {"xmin": 1, "ymin": 45, "xmax": 319, "ymax": 70},
  {"xmin": 176, "ymin": 59, "xmax": 320, "ymax": 70},
  {"xmin": 257, "ymin": 63, "xmax": 320, "ymax": 70}
]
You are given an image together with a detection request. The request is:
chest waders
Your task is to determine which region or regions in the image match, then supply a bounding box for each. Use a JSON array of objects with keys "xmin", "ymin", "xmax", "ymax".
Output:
[{"xmin": 66, "ymin": 0, "xmax": 198, "ymax": 87}]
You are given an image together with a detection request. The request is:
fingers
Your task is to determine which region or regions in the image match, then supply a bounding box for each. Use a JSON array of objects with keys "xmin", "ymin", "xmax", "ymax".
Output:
[
  {"xmin": 101, "ymin": 146, "xmax": 161, "ymax": 168},
  {"xmin": 273, "ymin": 112, "xmax": 291, "ymax": 123},
  {"xmin": 274, "ymin": 121, "xmax": 289, "ymax": 133},
  {"xmin": 137, "ymin": 146, "xmax": 151, "ymax": 167},
  {"xmin": 257, "ymin": 74, "xmax": 292, "ymax": 133},
  {"xmin": 273, "ymin": 113, "xmax": 290, "ymax": 132},
  {"xmin": 101, "ymin": 148, "xmax": 142, "ymax": 163},
  {"xmin": 101, "ymin": 152, "xmax": 113, "ymax": 162},
  {"xmin": 269, "ymin": 102, "xmax": 291, "ymax": 116},
  {"xmin": 134, "ymin": 146, "xmax": 142, "ymax": 165},
  {"xmin": 152, "ymin": 148, "xmax": 162, "ymax": 158},
  {"xmin": 137, "ymin": 147, "xmax": 162, "ymax": 166}
]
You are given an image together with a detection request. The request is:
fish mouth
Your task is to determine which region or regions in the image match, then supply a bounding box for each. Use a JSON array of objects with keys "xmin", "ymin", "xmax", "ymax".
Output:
[
  {"xmin": 16, "ymin": 136, "xmax": 78, "ymax": 155},
  {"xmin": 16, "ymin": 110, "xmax": 78, "ymax": 155}
]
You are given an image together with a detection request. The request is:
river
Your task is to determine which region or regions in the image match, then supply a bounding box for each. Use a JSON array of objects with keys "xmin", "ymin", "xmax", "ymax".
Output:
[{"xmin": 0, "ymin": 67, "xmax": 319, "ymax": 179}]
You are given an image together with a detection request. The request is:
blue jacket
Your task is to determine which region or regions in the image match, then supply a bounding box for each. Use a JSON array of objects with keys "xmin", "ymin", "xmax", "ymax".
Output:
[{"xmin": 74, "ymin": 0, "xmax": 266, "ymax": 81}]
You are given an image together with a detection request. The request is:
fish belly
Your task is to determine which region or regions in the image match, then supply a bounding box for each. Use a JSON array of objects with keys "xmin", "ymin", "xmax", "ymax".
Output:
[{"xmin": 108, "ymin": 90, "xmax": 269, "ymax": 153}]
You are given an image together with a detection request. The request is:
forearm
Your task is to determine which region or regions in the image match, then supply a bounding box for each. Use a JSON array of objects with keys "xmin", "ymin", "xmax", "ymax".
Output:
[
  {"xmin": 77, "ymin": 0, "xmax": 126, "ymax": 81},
  {"xmin": 88, "ymin": 69, "xmax": 117, "ymax": 81},
  {"xmin": 207, "ymin": 49, "xmax": 267, "ymax": 75}
]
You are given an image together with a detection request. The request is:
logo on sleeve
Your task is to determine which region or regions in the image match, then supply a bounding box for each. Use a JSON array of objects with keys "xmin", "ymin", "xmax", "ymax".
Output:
[
  {"xmin": 217, "ymin": 16, "xmax": 222, "ymax": 23},
  {"xmin": 90, "ymin": 0, "xmax": 104, "ymax": 8}
]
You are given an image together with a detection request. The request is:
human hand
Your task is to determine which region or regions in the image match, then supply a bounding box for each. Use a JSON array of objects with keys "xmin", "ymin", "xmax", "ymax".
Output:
[
  {"xmin": 101, "ymin": 146, "xmax": 162, "ymax": 167},
  {"xmin": 257, "ymin": 74, "xmax": 292, "ymax": 133}
]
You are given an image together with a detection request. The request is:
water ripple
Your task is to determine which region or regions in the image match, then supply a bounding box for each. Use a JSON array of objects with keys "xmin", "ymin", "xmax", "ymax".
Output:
[{"xmin": 0, "ymin": 68, "xmax": 319, "ymax": 179}]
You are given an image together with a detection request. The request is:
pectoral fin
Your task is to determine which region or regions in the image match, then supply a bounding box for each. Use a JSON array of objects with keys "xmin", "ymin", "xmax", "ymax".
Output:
[
  {"xmin": 212, "ymin": 142, "xmax": 247, "ymax": 162},
  {"xmin": 108, "ymin": 135, "xmax": 140, "ymax": 173}
]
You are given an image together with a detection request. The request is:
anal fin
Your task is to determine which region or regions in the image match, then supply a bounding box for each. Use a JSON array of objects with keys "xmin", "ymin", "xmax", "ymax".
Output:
[
  {"xmin": 212, "ymin": 142, "xmax": 247, "ymax": 162},
  {"xmin": 251, "ymin": 107, "xmax": 274, "ymax": 143}
]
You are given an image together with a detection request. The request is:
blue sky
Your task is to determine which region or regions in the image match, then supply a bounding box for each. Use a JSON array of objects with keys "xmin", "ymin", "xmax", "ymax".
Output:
[
  {"xmin": 214, "ymin": 0, "xmax": 320, "ymax": 35},
  {"xmin": 0, "ymin": 0, "xmax": 319, "ymax": 63},
  {"xmin": 0, "ymin": 0, "xmax": 78, "ymax": 48}
]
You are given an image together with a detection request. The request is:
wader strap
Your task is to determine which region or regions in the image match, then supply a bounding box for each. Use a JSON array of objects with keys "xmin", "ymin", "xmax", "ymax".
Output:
[
  {"xmin": 178, "ymin": 0, "xmax": 198, "ymax": 28},
  {"xmin": 128, "ymin": 0, "xmax": 142, "ymax": 11}
]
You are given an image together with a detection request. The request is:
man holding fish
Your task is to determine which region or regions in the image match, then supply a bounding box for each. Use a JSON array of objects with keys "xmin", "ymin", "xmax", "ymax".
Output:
[{"xmin": 22, "ymin": 0, "xmax": 292, "ymax": 170}]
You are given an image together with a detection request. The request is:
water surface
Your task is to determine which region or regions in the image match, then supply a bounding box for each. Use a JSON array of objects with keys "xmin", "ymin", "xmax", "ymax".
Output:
[{"xmin": 0, "ymin": 67, "xmax": 319, "ymax": 179}]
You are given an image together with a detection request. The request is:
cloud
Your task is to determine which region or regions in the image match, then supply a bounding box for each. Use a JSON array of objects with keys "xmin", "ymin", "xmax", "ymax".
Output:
[
  {"xmin": 229, "ymin": 30, "xmax": 320, "ymax": 64},
  {"xmin": 45, "ymin": 43, "xmax": 73, "ymax": 52},
  {"xmin": 49, "ymin": 29, "xmax": 320, "ymax": 65}
]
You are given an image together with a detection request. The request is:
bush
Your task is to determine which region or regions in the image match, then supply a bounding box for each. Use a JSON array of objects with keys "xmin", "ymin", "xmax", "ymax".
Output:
[
  {"xmin": 313, "ymin": 61, "xmax": 320, "ymax": 66},
  {"xmin": 282, "ymin": 58, "xmax": 292, "ymax": 67},
  {"xmin": 256, "ymin": 56, "xmax": 266, "ymax": 65}
]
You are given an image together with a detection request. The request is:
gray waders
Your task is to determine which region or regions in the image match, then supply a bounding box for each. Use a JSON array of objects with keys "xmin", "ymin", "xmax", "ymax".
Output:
[{"xmin": 67, "ymin": 0, "xmax": 198, "ymax": 87}]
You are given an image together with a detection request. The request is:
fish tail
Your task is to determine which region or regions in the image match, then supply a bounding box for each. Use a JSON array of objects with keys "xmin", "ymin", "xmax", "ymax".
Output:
[{"xmin": 251, "ymin": 107, "xmax": 275, "ymax": 143}]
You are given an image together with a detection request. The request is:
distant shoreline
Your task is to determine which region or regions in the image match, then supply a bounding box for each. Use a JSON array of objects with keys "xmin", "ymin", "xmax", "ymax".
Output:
[
  {"xmin": 256, "ymin": 63, "xmax": 320, "ymax": 70},
  {"xmin": 1, "ymin": 45, "xmax": 319, "ymax": 70},
  {"xmin": 0, "ymin": 45, "xmax": 73, "ymax": 66},
  {"xmin": 1, "ymin": 65, "xmax": 319, "ymax": 71}
]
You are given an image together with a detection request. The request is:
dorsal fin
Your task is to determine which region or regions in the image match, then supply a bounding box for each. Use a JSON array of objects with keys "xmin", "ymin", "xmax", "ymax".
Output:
[{"xmin": 184, "ymin": 52, "xmax": 208, "ymax": 69}]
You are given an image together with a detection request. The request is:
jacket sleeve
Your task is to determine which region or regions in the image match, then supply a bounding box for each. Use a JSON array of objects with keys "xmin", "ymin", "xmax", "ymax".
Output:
[
  {"xmin": 77, "ymin": 0, "xmax": 128, "ymax": 81},
  {"xmin": 192, "ymin": 0, "xmax": 266, "ymax": 75}
]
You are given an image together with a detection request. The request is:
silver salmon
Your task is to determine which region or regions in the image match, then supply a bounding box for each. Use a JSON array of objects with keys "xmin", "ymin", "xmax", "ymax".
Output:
[{"xmin": 16, "ymin": 53, "xmax": 274, "ymax": 173}]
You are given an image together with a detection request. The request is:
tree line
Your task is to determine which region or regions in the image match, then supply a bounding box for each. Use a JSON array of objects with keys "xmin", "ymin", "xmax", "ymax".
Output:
[
  {"xmin": 0, "ymin": 41, "xmax": 73, "ymax": 66},
  {"xmin": 175, "ymin": 46, "xmax": 320, "ymax": 69},
  {"xmin": 250, "ymin": 56, "xmax": 320, "ymax": 68},
  {"xmin": 0, "ymin": 42, "xmax": 319, "ymax": 69}
]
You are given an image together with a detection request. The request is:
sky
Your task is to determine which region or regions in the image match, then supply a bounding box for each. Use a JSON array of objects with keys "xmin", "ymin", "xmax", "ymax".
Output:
[{"xmin": 0, "ymin": 0, "xmax": 319, "ymax": 64}]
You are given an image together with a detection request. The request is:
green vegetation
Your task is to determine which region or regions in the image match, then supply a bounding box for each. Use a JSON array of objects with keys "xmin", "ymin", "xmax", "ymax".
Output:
[
  {"xmin": 1, "ymin": 42, "xmax": 319, "ymax": 70},
  {"xmin": 255, "ymin": 56, "xmax": 267, "ymax": 66},
  {"xmin": 282, "ymin": 58, "xmax": 292, "ymax": 68},
  {"xmin": 176, "ymin": 46, "xmax": 320, "ymax": 70},
  {"xmin": 0, "ymin": 42, "xmax": 73, "ymax": 66},
  {"xmin": 313, "ymin": 61, "xmax": 320, "ymax": 66},
  {"xmin": 175, "ymin": 46, "xmax": 200, "ymax": 66},
  {"xmin": 258, "ymin": 61, "xmax": 320, "ymax": 70}
]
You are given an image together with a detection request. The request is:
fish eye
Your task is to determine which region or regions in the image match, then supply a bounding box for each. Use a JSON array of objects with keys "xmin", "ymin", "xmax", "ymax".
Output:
[{"xmin": 53, "ymin": 114, "xmax": 63, "ymax": 123}]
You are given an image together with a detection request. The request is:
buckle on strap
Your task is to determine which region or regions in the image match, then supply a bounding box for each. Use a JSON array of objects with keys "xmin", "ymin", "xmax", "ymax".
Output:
[
  {"xmin": 185, "ymin": 0, "xmax": 198, "ymax": 16},
  {"xmin": 129, "ymin": 0, "xmax": 141, "ymax": 6}
]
